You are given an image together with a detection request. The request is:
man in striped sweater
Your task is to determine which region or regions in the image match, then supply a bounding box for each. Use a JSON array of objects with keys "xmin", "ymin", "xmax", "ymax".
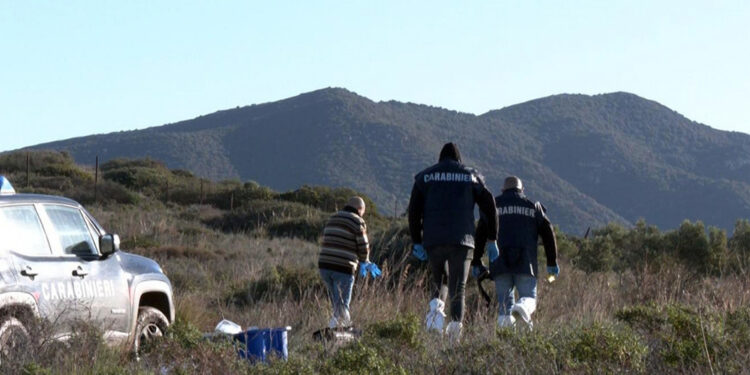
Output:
[{"xmin": 318, "ymin": 196, "xmax": 371, "ymax": 328}]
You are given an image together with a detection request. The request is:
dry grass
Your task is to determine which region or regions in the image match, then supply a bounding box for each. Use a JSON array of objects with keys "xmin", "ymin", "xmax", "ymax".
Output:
[{"xmin": 3, "ymin": 203, "xmax": 749, "ymax": 374}]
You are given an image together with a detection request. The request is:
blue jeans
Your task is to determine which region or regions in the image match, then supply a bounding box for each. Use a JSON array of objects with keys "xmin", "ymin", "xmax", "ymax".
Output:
[
  {"xmin": 494, "ymin": 274, "xmax": 537, "ymax": 315},
  {"xmin": 319, "ymin": 269, "xmax": 355, "ymax": 323}
]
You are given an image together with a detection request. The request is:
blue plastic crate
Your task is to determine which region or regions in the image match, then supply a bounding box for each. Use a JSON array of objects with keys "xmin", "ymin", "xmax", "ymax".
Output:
[{"xmin": 234, "ymin": 327, "xmax": 290, "ymax": 363}]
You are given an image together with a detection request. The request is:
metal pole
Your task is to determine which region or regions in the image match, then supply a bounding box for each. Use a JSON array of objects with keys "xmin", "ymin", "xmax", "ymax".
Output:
[
  {"xmin": 94, "ymin": 156, "xmax": 99, "ymax": 202},
  {"xmin": 26, "ymin": 152, "xmax": 30, "ymax": 187}
]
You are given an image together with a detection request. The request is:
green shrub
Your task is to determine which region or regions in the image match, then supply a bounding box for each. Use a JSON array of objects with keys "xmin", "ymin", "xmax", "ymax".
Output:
[
  {"xmin": 168, "ymin": 317, "xmax": 204, "ymax": 350},
  {"xmin": 204, "ymin": 182, "xmax": 275, "ymax": 209},
  {"xmin": 279, "ymin": 185, "xmax": 380, "ymax": 217},
  {"xmin": 94, "ymin": 180, "xmax": 140, "ymax": 204},
  {"xmin": 367, "ymin": 314, "xmax": 422, "ymax": 349},
  {"xmin": 621, "ymin": 219, "xmax": 669, "ymax": 271},
  {"xmin": 251, "ymin": 357, "xmax": 316, "ymax": 375},
  {"xmin": 267, "ymin": 217, "xmax": 326, "ymax": 241},
  {"xmin": 575, "ymin": 235, "xmax": 618, "ymax": 273},
  {"xmin": 508, "ymin": 329, "xmax": 560, "ymax": 367},
  {"xmin": 565, "ymin": 322, "xmax": 647, "ymax": 373},
  {"xmin": 139, "ymin": 317, "xmax": 241, "ymax": 374},
  {"xmin": 0, "ymin": 151, "xmax": 144, "ymax": 206},
  {"xmin": 205, "ymin": 200, "xmax": 324, "ymax": 234},
  {"xmin": 615, "ymin": 302, "xmax": 668, "ymax": 333},
  {"xmin": 101, "ymin": 158, "xmax": 170, "ymax": 192},
  {"xmin": 227, "ymin": 266, "xmax": 324, "ymax": 306},
  {"xmin": 708, "ymin": 226, "xmax": 729, "ymax": 275},
  {"xmin": 725, "ymin": 306, "xmax": 750, "ymax": 352},
  {"xmin": 555, "ymin": 228, "xmax": 580, "ymax": 262},
  {"xmin": 0, "ymin": 150, "xmax": 78, "ymax": 175},
  {"xmin": 616, "ymin": 303, "xmax": 724, "ymax": 370},
  {"xmin": 21, "ymin": 363, "xmax": 52, "ymax": 375},
  {"xmin": 729, "ymin": 219, "xmax": 750, "ymax": 273},
  {"xmin": 674, "ymin": 220, "xmax": 711, "ymax": 274},
  {"xmin": 465, "ymin": 323, "xmax": 647, "ymax": 373},
  {"xmin": 571, "ymin": 220, "xmax": 739, "ymax": 276},
  {"xmin": 36, "ymin": 163, "xmax": 91, "ymax": 180},
  {"xmin": 327, "ymin": 342, "xmax": 406, "ymax": 375}
]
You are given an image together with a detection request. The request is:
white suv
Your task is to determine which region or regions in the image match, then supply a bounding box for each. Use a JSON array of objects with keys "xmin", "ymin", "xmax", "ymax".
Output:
[{"xmin": 0, "ymin": 176, "xmax": 174, "ymax": 357}]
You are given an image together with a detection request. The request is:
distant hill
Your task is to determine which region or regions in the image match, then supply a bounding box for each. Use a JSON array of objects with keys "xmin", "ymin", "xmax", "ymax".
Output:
[{"xmin": 21, "ymin": 88, "xmax": 750, "ymax": 233}]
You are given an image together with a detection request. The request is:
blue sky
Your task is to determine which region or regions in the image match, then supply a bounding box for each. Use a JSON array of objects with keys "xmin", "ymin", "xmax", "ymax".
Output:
[{"xmin": 1, "ymin": 1, "xmax": 748, "ymax": 151}]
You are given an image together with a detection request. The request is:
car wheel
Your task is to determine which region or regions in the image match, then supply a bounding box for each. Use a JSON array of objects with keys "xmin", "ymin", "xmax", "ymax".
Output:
[
  {"xmin": 0, "ymin": 317, "xmax": 31, "ymax": 364},
  {"xmin": 133, "ymin": 307, "xmax": 169, "ymax": 356}
]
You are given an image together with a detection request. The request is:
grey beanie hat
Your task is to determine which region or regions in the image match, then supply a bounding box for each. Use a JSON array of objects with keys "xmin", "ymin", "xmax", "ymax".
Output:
[{"xmin": 503, "ymin": 176, "xmax": 523, "ymax": 191}]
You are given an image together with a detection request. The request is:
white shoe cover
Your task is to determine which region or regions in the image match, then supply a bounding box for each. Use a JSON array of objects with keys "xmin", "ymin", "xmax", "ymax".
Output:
[
  {"xmin": 339, "ymin": 309, "xmax": 352, "ymax": 327},
  {"xmin": 425, "ymin": 298, "xmax": 446, "ymax": 333},
  {"xmin": 445, "ymin": 321, "xmax": 462, "ymax": 344},
  {"xmin": 511, "ymin": 297, "xmax": 536, "ymax": 329},
  {"xmin": 497, "ymin": 315, "xmax": 515, "ymax": 328},
  {"xmin": 328, "ymin": 310, "xmax": 352, "ymax": 329}
]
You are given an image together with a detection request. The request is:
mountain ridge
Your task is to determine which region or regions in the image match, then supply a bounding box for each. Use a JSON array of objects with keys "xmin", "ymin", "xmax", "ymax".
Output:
[{"xmin": 18, "ymin": 88, "xmax": 750, "ymax": 233}]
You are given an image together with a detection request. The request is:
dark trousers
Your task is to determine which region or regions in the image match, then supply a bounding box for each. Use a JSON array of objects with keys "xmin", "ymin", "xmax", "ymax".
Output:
[{"xmin": 427, "ymin": 245, "xmax": 472, "ymax": 322}]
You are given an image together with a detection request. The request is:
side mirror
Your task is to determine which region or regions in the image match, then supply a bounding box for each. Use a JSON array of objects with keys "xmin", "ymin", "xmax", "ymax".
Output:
[{"xmin": 100, "ymin": 234, "xmax": 120, "ymax": 256}]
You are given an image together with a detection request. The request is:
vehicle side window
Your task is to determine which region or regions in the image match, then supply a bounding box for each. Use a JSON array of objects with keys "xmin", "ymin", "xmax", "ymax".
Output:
[
  {"xmin": 83, "ymin": 215, "xmax": 101, "ymax": 252},
  {"xmin": 43, "ymin": 205, "xmax": 97, "ymax": 256},
  {"xmin": 0, "ymin": 205, "xmax": 52, "ymax": 256}
]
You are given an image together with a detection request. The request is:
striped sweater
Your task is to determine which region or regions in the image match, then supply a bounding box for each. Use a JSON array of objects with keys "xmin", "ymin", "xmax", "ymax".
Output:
[{"xmin": 318, "ymin": 208, "xmax": 370, "ymax": 275}]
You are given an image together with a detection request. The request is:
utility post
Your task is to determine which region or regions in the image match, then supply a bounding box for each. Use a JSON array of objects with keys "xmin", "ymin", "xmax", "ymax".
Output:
[
  {"xmin": 94, "ymin": 156, "xmax": 99, "ymax": 203},
  {"xmin": 200, "ymin": 179, "xmax": 204, "ymax": 205},
  {"xmin": 26, "ymin": 152, "xmax": 30, "ymax": 188}
]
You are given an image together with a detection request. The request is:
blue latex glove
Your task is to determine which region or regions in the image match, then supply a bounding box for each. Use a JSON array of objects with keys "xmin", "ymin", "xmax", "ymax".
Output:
[
  {"xmin": 367, "ymin": 263, "xmax": 382, "ymax": 278},
  {"xmin": 359, "ymin": 262, "xmax": 382, "ymax": 279},
  {"xmin": 547, "ymin": 265, "xmax": 560, "ymax": 276},
  {"xmin": 412, "ymin": 244, "xmax": 427, "ymax": 261},
  {"xmin": 486, "ymin": 241, "xmax": 500, "ymax": 263},
  {"xmin": 471, "ymin": 264, "xmax": 488, "ymax": 279}
]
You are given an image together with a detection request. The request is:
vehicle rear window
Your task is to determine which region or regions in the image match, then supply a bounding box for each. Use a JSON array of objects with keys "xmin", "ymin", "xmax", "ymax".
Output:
[
  {"xmin": 43, "ymin": 205, "xmax": 97, "ymax": 256},
  {"xmin": 0, "ymin": 205, "xmax": 52, "ymax": 256}
]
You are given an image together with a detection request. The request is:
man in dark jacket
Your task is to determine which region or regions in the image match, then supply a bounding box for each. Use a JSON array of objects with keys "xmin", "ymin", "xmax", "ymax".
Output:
[
  {"xmin": 408, "ymin": 143, "xmax": 498, "ymax": 342},
  {"xmin": 474, "ymin": 176, "xmax": 559, "ymax": 329}
]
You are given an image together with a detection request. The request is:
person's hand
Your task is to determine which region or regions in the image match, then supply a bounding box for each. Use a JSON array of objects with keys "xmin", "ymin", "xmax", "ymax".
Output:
[
  {"xmin": 412, "ymin": 244, "xmax": 427, "ymax": 261},
  {"xmin": 367, "ymin": 263, "xmax": 382, "ymax": 278},
  {"xmin": 359, "ymin": 262, "xmax": 369, "ymax": 278},
  {"xmin": 359, "ymin": 262, "xmax": 382, "ymax": 279},
  {"xmin": 547, "ymin": 265, "xmax": 560, "ymax": 276},
  {"xmin": 486, "ymin": 241, "xmax": 499, "ymax": 263},
  {"xmin": 471, "ymin": 264, "xmax": 488, "ymax": 279}
]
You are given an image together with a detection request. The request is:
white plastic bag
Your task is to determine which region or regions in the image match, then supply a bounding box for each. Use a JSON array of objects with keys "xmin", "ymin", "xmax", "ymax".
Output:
[{"xmin": 214, "ymin": 319, "xmax": 243, "ymax": 335}]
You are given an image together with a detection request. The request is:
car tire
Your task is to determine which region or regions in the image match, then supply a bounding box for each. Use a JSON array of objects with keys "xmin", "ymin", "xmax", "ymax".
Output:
[
  {"xmin": 0, "ymin": 317, "xmax": 31, "ymax": 364},
  {"xmin": 133, "ymin": 307, "xmax": 169, "ymax": 356}
]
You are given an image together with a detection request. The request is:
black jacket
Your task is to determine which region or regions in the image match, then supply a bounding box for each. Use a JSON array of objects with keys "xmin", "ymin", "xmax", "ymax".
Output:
[
  {"xmin": 475, "ymin": 189, "xmax": 557, "ymax": 277},
  {"xmin": 408, "ymin": 160, "xmax": 497, "ymax": 249}
]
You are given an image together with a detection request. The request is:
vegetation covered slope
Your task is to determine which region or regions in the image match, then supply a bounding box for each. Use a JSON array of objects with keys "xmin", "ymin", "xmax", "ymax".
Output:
[
  {"xmin": 2, "ymin": 151, "xmax": 750, "ymax": 374},
  {"xmin": 21, "ymin": 88, "xmax": 750, "ymax": 233}
]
